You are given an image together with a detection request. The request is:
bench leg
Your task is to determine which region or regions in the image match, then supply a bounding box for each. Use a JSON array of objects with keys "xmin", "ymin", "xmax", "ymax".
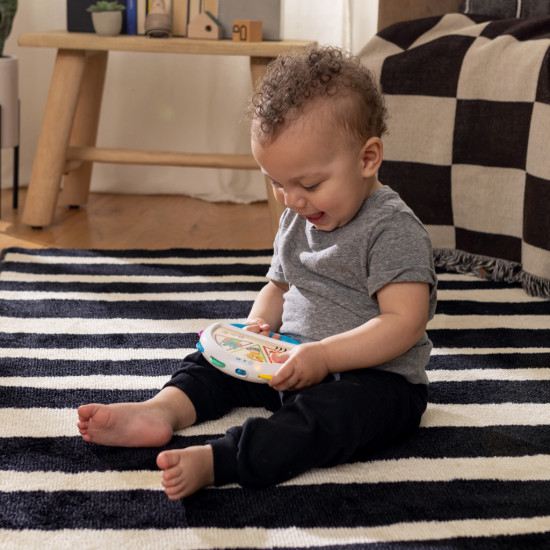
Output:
[
  {"xmin": 250, "ymin": 56, "xmax": 285, "ymax": 239},
  {"xmin": 22, "ymin": 49, "xmax": 87, "ymax": 228},
  {"xmin": 60, "ymin": 51, "xmax": 108, "ymax": 208}
]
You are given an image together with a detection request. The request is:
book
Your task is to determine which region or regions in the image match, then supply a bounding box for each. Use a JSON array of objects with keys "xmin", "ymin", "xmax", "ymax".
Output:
[
  {"xmin": 189, "ymin": 0, "xmax": 202, "ymax": 22},
  {"xmin": 137, "ymin": 0, "xmax": 147, "ymax": 33},
  {"xmin": 172, "ymin": 0, "xmax": 189, "ymax": 36},
  {"xmin": 126, "ymin": 0, "xmax": 138, "ymax": 34}
]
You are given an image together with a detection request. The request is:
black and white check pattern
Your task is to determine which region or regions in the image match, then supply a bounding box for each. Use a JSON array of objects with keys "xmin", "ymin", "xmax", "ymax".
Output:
[{"xmin": 360, "ymin": 13, "xmax": 550, "ymax": 297}]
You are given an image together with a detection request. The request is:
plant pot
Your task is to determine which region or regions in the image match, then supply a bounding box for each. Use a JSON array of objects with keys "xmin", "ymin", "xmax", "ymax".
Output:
[
  {"xmin": 0, "ymin": 55, "xmax": 19, "ymax": 149},
  {"xmin": 91, "ymin": 11, "xmax": 123, "ymax": 37}
]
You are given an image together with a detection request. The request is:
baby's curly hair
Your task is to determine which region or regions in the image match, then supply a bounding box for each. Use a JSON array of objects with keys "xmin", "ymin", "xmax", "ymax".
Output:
[{"xmin": 249, "ymin": 46, "xmax": 388, "ymax": 144}]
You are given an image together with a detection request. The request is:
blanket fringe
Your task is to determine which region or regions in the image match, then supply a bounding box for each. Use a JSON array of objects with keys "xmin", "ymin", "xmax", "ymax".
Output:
[{"xmin": 433, "ymin": 249, "xmax": 550, "ymax": 299}]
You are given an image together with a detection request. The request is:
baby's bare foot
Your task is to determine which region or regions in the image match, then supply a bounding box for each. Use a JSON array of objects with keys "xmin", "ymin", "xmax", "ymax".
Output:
[
  {"xmin": 77, "ymin": 402, "xmax": 173, "ymax": 447},
  {"xmin": 157, "ymin": 445, "xmax": 215, "ymax": 500}
]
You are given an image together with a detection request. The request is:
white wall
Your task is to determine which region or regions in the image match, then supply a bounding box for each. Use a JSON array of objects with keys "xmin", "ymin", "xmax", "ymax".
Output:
[{"xmin": 2, "ymin": 0, "xmax": 378, "ymax": 202}]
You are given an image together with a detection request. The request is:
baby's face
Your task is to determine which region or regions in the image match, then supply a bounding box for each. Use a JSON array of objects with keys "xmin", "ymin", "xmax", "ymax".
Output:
[{"xmin": 251, "ymin": 111, "xmax": 379, "ymax": 232}]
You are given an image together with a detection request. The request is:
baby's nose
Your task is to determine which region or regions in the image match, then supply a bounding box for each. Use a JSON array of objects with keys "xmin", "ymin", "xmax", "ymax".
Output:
[{"xmin": 284, "ymin": 189, "xmax": 307, "ymax": 209}]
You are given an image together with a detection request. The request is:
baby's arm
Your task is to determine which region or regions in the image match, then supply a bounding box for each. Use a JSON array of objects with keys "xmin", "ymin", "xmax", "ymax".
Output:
[
  {"xmin": 270, "ymin": 281, "xmax": 430, "ymax": 391},
  {"xmin": 245, "ymin": 279, "xmax": 288, "ymax": 337}
]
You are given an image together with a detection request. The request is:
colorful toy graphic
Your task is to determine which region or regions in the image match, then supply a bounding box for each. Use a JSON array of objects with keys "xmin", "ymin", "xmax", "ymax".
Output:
[{"xmin": 197, "ymin": 322, "xmax": 300, "ymax": 383}]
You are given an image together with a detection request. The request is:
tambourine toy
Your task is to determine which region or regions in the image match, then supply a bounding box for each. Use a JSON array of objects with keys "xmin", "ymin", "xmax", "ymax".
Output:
[{"xmin": 196, "ymin": 322, "xmax": 300, "ymax": 383}]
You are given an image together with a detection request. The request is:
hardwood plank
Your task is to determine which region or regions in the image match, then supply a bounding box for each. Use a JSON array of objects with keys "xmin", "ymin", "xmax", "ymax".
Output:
[
  {"xmin": 0, "ymin": 189, "xmax": 274, "ymax": 252},
  {"xmin": 0, "ymin": 232, "xmax": 47, "ymax": 250}
]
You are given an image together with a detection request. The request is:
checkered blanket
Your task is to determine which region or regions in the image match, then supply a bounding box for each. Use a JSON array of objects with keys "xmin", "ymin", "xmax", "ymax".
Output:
[{"xmin": 360, "ymin": 13, "xmax": 550, "ymax": 298}]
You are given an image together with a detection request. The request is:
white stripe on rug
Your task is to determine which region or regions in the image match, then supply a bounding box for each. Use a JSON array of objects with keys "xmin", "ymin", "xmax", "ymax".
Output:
[
  {"xmin": 0, "ymin": 407, "xmax": 270, "ymax": 438},
  {"xmin": 432, "ymin": 347, "xmax": 550, "ymax": 355},
  {"xmin": 1, "ymin": 289, "xmax": 543, "ymax": 304},
  {"xmin": 0, "ymin": 271, "xmax": 472, "ymax": 284},
  {"xmin": 2, "ymin": 347, "xmax": 548, "ymax": 361},
  {"xmin": 0, "ymin": 375, "xmax": 172, "ymax": 389},
  {"xmin": 2, "ymin": 403, "xmax": 549, "ymax": 438},
  {"xmin": 427, "ymin": 368, "xmax": 550, "ymax": 382},
  {"xmin": 436, "ymin": 273, "xmax": 492, "ymax": 281},
  {"xmin": 0, "ymin": 317, "xmax": 237, "ymax": 334},
  {"xmin": 1, "ymin": 314, "xmax": 548, "ymax": 335},
  {"xmin": 428, "ymin": 314, "xmax": 550, "ymax": 330},
  {"xmin": 0, "ymin": 273, "xmax": 267, "ymax": 284},
  {"xmin": 437, "ymin": 289, "xmax": 548, "ymax": 302},
  {"xmin": 2, "ymin": 252, "xmax": 272, "ymax": 266},
  {"xmin": 0, "ymin": 348, "xmax": 196, "ymax": 361},
  {"xmin": 420, "ymin": 403, "xmax": 550, "ymax": 427},
  {"xmin": 0, "ymin": 290, "xmax": 259, "ymax": 302},
  {"xmin": 2, "ymin": 517, "xmax": 549, "ymax": 549},
  {"xmin": 2, "ymin": 455, "xmax": 550, "ymax": 493}
]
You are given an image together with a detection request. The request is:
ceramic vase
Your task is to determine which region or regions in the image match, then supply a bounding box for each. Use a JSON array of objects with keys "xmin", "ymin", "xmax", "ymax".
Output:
[
  {"xmin": 0, "ymin": 55, "xmax": 19, "ymax": 149},
  {"xmin": 91, "ymin": 11, "xmax": 123, "ymax": 37}
]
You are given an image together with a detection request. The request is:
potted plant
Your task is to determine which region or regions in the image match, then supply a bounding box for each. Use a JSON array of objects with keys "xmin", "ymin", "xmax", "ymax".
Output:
[
  {"xmin": 87, "ymin": 1, "xmax": 126, "ymax": 37},
  {"xmin": 0, "ymin": 0, "xmax": 16, "ymax": 57},
  {"xmin": 0, "ymin": 0, "xmax": 18, "ymax": 151}
]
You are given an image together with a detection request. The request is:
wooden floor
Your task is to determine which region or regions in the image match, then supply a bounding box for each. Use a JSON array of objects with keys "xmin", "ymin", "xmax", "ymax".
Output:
[{"xmin": 0, "ymin": 188, "xmax": 274, "ymax": 252}]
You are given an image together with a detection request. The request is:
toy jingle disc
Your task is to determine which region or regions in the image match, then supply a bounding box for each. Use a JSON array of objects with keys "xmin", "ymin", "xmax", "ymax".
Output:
[{"xmin": 197, "ymin": 322, "xmax": 299, "ymax": 383}]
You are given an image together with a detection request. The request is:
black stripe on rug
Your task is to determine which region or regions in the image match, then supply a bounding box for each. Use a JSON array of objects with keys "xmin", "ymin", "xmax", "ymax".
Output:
[
  {"xmin": 2, "ymin": 481, "xmax": 550, "ymax": 530},
  {"xmin": 4, "ymin": 380, "xmax": 550, "ymax": 408},
  {"xmin": 2, "ymin": 425, "xmax": 548, "ymax": 472}
]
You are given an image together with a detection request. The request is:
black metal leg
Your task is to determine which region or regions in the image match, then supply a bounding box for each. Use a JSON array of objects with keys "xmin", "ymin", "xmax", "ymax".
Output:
[
  {"xmin": 13, "ymin": 145, "xmax": 18, "ymax": 209},
  {"xmin": 0, "ymin": 100, "xmax": 21, "ymax": 214},
  {"xmin": 0, "ymin": 104, "xmax": 2, "ymax": 217},
  {"xmin": 13, "ymin": 99, "xmax": 20, "ymax": 209}
]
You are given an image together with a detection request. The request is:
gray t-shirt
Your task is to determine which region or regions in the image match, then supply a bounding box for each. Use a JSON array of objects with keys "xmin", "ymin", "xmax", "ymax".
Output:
[{"xmin": 266, "ymin": 185, "xmax": 437, "ymax": 385}]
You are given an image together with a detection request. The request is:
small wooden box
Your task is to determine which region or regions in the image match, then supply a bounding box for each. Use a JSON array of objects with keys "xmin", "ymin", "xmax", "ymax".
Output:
[{"xmin": 232, "ymin": 19, "xmax": 262, "ymax": 42}]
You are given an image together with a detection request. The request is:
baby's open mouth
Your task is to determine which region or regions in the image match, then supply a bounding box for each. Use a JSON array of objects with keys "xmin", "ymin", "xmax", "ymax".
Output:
[{"xmin": 306, "ymin": 212, "xmax": 325, "ymax": 223}]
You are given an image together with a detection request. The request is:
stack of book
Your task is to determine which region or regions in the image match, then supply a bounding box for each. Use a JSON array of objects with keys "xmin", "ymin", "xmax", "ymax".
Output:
[{"xmin": 129, "ymin": 0, "xmax": 205, "ymax": 37}]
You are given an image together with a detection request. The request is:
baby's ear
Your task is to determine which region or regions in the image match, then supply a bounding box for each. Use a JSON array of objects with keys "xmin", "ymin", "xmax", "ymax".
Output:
[{"xmin": 360, "ymin": 137, "xmax": 383, "ymax": 177}]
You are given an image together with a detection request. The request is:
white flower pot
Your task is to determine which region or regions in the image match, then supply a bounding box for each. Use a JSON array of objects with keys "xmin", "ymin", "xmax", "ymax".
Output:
[
  {"xmin": 91, "ymin": 11, "xmax": 123, "ymax": 37},
  {"xmin": 0, "ymin": 55, "xmax": 19, "ymax": 149}
]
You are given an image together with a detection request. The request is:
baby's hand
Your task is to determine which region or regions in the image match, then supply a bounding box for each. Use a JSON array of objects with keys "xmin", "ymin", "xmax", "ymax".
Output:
[
  {"xmin": 244, "ymin": 318, "xmax": 281, "ymax": 340},
  {"xmin": 269, "ymin": 342, "xmax": 329, "ymax": 391}
]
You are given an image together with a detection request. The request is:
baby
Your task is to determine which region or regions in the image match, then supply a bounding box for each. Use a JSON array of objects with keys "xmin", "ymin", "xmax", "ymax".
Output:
[{"xmin": 78, "ymin": 46, "xmax": 437, "ymax": 500}]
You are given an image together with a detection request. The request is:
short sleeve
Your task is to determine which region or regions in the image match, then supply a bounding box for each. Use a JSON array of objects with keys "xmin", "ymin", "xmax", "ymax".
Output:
[
  {"xmin": 266, "ymin": 221, "xmax": 287, "ymax": 284},
  {"xmin": 366, "ymin": 211, "xmax": 436, "ymax": 297}
]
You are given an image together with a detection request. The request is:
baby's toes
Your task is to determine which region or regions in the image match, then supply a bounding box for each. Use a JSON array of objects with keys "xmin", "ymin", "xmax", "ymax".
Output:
[
  {"xmin": 76, "ymin": 420, "xmax": 88, "ymax": 434},
  {"xmin": 164, "ymin": 484, "xmax": 188, "ymax": 501},
  {"xmin": 157, "ymin": 450, "xmax": 181, "ymax": 471}
]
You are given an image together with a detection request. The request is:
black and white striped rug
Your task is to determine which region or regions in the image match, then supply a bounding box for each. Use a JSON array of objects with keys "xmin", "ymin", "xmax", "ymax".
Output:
[{"xmin": 1, "ymin": 248, "xmax": 549, "ymax": 549}]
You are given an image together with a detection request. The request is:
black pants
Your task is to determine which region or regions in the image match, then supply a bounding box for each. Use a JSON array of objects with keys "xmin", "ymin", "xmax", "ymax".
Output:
[{"xmin": 164, "ymin": 351, "xmax": 428, "ymax": 488}]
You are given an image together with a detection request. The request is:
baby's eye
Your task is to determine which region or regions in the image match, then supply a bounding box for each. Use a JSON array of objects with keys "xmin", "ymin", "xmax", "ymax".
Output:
[
  {"xmin": 303, "ymin": 182, "xmax": 322, "ymax": 191},
  {"xmin": 270, "ymin": 180, "xmax": 282, "ymax": 188}
]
